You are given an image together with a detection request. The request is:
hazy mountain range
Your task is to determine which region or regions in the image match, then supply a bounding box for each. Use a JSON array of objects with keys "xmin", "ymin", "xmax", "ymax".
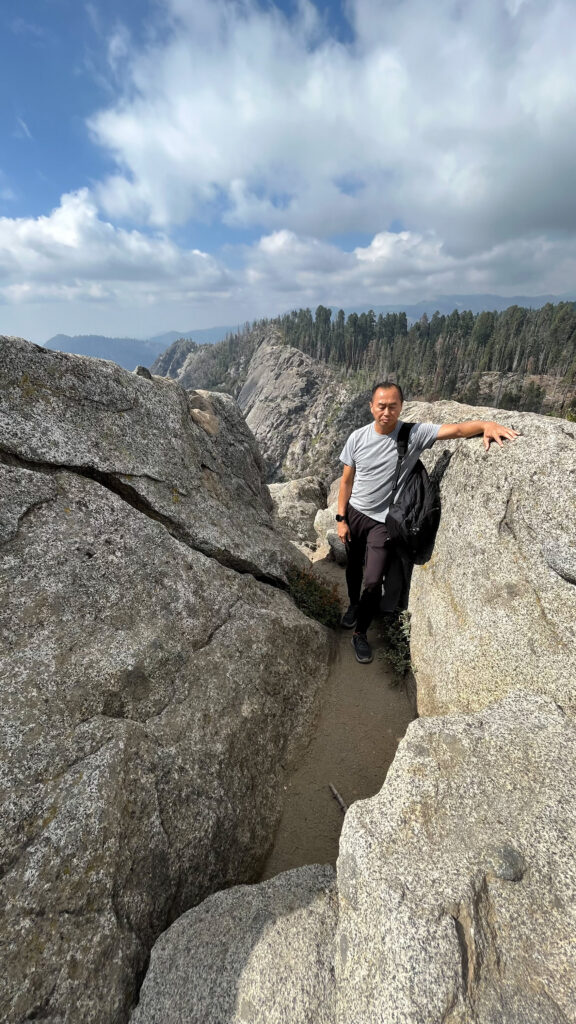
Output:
[
  {"xmin": 41, "ymin": 294, "xmax": 571, "ymax": 371},
  {"xmin": 42, "ymin": 325, "xmax": 238, "ymax": 370}
]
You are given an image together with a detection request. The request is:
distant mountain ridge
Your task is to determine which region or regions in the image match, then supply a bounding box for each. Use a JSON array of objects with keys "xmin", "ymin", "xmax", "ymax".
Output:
[
  {"xmin": 40, "ymin": 296, "xmax": 572, "ymax": 371},
  {"xmin": 146, "ymin": 325, "xmax": 241, "ymax": 348},
  {"xmin": 43, "ymin": 325, "xmax": 238, "ymax": 371},
  {"xmin": 339, "ymin": 293, "xmax": 568, "ymax": 319}
]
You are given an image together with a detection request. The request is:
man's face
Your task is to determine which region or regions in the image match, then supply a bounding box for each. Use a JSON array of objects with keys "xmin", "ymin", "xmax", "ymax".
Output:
[{"xmin": 370, "ymin": 387, "xmax": 402, "ymax": 434}]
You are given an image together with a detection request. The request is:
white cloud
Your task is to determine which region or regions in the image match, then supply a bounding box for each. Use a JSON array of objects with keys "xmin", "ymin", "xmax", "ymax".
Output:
[
  {"xmin": 2, "ymin": 190, "xmax": 576, "ymax": 341},
  {"xmin": 10, "ymin": 18, "xmax": 46, "ymax": 39},
  {"xmin": 14, "ymin": 117, "xmax": 33, "ymax": 141},
  {"xmin": 242, "ymin": 228, "xmax": 576, "ymax": 307},
  {"xmin": 3, "ymin": 0, "xmax": 576, "ymax": 340},
  {"xmin": 86, "ymin": 0, "xmax": 576, "ymax": 261},
  {"xmin": 0, "ymin": 190, "xmax": 232, "ymax": 307}
]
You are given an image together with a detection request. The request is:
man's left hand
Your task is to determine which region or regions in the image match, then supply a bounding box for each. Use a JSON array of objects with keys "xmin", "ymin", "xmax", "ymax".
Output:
[{"xmin": 482, "ymin": 422, "xmax": 520, "ymax": 450}]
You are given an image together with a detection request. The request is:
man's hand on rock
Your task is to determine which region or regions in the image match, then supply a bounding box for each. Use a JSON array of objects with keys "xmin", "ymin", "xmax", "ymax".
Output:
[
  {"xmin": 337, "ymin": 520, "xmax": 351, "ymax": 543},
  {"xmin": 482, "ymin": 422, "xmax": 520, "ymax": 450}
]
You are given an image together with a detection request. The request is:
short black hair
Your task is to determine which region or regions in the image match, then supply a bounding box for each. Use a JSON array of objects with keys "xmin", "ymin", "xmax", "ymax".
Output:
[{"xmin": 371, "ymin": 381, "xmax": 404, "ymax": 402}]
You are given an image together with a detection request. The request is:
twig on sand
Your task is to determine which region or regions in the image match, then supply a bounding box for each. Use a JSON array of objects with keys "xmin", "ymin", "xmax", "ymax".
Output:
[{"xmin": 329, "ymin": 783, "xmax": 348, "ymax": 814}]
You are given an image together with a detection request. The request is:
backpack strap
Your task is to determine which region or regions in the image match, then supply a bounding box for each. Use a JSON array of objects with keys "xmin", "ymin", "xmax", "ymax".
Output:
[{"xmin": 390, "ymin": 422, "xmax": 415, "ymax": 502}]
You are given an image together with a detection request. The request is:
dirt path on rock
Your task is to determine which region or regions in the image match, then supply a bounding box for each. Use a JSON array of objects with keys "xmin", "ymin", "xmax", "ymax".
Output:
[{"xmin": 261, "ymin": 556, "xmax": 416, "ymax": 879}]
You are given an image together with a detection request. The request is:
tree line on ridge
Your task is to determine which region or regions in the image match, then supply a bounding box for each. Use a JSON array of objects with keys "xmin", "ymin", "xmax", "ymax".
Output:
[{"xmin": 173, "ymin": 300, "xmax": 576, "ymax": 418}]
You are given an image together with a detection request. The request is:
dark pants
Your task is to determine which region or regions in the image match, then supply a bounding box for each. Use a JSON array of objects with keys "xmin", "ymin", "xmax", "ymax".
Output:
[{"xmin": 345, "ymin": 505, "xmax": 393, "ymax": 634}]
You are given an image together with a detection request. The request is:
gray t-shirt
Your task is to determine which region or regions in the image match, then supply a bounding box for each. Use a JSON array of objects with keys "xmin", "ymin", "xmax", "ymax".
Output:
[{"xmin": 339, "ymin": 420, "xmax": 441, "ymax": 523}]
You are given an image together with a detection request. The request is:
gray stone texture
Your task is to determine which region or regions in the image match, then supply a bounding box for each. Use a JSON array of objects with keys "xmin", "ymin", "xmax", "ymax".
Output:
[
  {"xmin": 268, "ymin": 476, "xmax": 327, "ymax": 545},
  {"xmin": 336, "ymin": 691, "xmax": 576, "ymax": 1024},
  {"xmin": 151, "ymin": 338, "xmax": 199, "ymax": 379},
  {"xmin": 0, "ymin": 337, "xmax": 330, "ymax": 1022},
  {"xmin": 0, "ymin": 336, "xmax": 307, "ymax": 583},
  {"xmin": 131, "ymin": 865, "xmax": 337, "ymax": 1024},
  {"xmin": 327, "ymin": 478, "xmax": 341, "ymax": 506},
  {"xmin": 402, "ymin": 400, "xmax": 576, "ymax": 716},
  {"xmin": 314, "ymin": 502, "xmax": 347, "ymax": 566},
  {"xmin": 131, "ymin": 692, "xmax": 576, "ymax": 1024},
  {"xmin": 236, "ymin": 337, "xmax": 368, "ymax": 483}
]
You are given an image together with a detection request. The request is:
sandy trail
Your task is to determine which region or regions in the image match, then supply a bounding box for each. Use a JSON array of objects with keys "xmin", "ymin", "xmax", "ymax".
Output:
[{"xmin": 261, "ymin": 556, "xmax": 415, "ymax": 878}]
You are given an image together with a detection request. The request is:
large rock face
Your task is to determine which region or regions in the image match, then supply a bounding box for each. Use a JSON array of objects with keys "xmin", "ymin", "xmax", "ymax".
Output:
[
  {"xmin": 336, "ymin": 691, "xmax": 576, "ymax": 1023},
  {"xmin": 151, "ymin": 337, "xmax": 199, "ymax": 378},
  {"xmin": 402, "ymin": 399, "xmax": 576, "ymax": 716},
  {"xmin": 0, "ymin": 336, "xmax": 306, "ymax": 583},
  {"xmin": 153, "ymin": 328, "xmax": 374, "ymax": 484},
  {"xmin": 129, "ymin": 692, "xmax": 576, "ymax": 1023},
  {"xmin": 236, "ymin": 337, "xmax": 367, "ymax": 482},
  {"xmin": 131, "ymin": 865, "xmax": 337, "ymax": 1024},
  {"xmin": 0, "ymin": 337, "xmax": 330, "ymax": 1023}
]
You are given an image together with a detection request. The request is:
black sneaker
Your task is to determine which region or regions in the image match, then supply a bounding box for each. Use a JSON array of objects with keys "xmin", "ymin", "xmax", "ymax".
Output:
[
  {"xmin": 341, "ymin": 603, "xmax": 358, "ymax": 629},
  {"xmin": 352, "ymin": 632, "xmax": 373, "ymax": 664}
]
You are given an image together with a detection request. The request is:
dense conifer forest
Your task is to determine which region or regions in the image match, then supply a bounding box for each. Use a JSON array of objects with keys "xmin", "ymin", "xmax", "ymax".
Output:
[
  {"xmin": 174, "ymin": 301, "xmax": 576, "ymax": 417},
  {"xmin": 277, "ymin": 302, "xmax": 576, "ymax": 415}
]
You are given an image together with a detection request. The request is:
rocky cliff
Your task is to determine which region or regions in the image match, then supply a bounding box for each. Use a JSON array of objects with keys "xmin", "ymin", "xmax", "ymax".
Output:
[
  {"xmin": 0, "ymin": 336, "xmax": 331, "ymax": 1023},
  {"xmin": 154, "ymin": 326, "xmax": 366, "ymax": 483},
  {"xmin": 237, "ymin": 339, "xmax": 363, "ymax": 482},
  {"xmin": 170, "ymin": 323, "xmax": 576, "ymax": 713},
  {"xmin": 403, "ymin": 399, "xmax": 576, "ymax": 716},
  {"xmin": 132, "ymin": 691, "xmax": 576, "ymax": 1023},
  {"xmin": 4, "ymin": 329, "xmax": 576, "ymax": 1023}
]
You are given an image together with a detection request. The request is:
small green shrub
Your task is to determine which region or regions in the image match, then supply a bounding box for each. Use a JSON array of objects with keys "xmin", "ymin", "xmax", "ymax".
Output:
[
  {"xmin": 286, "ymin": 568, "xmax": 342, "ymax": 629},
  {"xmin": 379, "ymin": 610, "xmax": 412, "ymax": 679}
]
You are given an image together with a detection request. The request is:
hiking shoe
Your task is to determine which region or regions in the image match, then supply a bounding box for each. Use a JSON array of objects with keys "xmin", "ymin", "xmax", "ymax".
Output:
[
  {"xmin": 352, "ymin": 632, "xmax": 373, "ymax": 664},
  {"xmin": 341, "ymin": 603, "xmax": 358, "ymax": 629}
]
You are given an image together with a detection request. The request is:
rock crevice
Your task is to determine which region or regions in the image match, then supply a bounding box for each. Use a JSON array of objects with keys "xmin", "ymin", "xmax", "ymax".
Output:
[
  {"xmin": 131, "ymin": 692, "xmax": 576, "ymax": 1024},
  {"xmin": 0, "ymin": 335, "xmax": 331, "ymax": 1023},
  {"xmin": 0, "ymin": 446, "xmax": 285, "ymax": 587}
]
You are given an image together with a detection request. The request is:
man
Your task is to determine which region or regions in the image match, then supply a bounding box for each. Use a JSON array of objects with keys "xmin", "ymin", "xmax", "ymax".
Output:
[{"xmin": 337, "ymin": 382, "xmax": 518, "ymax": 664}]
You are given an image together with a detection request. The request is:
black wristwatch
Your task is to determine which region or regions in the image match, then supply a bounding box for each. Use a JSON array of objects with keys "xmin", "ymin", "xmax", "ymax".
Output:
[{"xmin": 335, "ymin": 514, "xmax": 347, "ymax": 522}]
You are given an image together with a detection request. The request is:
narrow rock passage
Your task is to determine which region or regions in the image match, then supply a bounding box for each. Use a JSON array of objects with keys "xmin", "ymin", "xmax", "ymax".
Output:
[{"xmin": 261, "ymin": 555, "xmax": 416, "ymax": 878}]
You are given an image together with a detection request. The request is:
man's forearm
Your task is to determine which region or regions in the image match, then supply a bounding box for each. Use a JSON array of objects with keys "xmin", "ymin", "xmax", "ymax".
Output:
[
  {"xmin": 453, "ymin": 420, "xmax": 489, "ymax": 438},
  {"xmin": 338, "ymin": 479, "xmax": 353, "ymax": 517},
  {"xmin": 437, "ymin": 420, "xmax": 519, "ymax": 449}
]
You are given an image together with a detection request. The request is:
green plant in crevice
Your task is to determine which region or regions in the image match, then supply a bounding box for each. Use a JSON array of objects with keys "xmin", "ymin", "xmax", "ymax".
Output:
[
  {"xmin": 379, "ymin": 610, "xmax": 412, "ymax": 680},
  {"xmin": 286, "ymin": 568, "xmax": 342, "ymax": 629}
]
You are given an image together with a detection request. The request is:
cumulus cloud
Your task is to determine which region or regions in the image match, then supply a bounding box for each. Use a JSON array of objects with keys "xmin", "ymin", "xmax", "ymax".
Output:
[
  {"xmin": 0, "ymin": 190, "xmax": 232, "ymax": 307},
  {"xmin": 242, "ymin": 228, "xmax": 576, "ymax": 307},
  {"xmin": 4, "ymin": 0, "xmax": 576, "ymax": 338},
  {"xmin": 2, "ymin": 190, "xmax": 576, "ymax": 340},
  {"xmin": 88, "ymin": 0, "xmax": 576, "ymax": 259}
]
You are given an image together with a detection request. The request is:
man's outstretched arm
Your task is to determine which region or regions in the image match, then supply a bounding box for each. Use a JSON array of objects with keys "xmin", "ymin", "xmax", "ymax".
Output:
[{"xmin": 437, "ymin": 420, "xmax": 519, "ymax": 451}]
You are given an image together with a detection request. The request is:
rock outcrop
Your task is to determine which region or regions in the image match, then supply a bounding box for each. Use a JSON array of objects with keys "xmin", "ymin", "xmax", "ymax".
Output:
[
  {"xmin": 402, "ymin": 399, "xmax": 576, "ymax": 716},
  {"xmin": 160, "ymin": 326, "xmax": 371, "ymax": 484},
  {"xmin": 175, "ymin": 325, "xmax": 263, "ymax": 397},
  {"xmin": 151, "ymin": 337, "xmax": 199, "ymax": 379},
  {"xmin": 1, "ymin": 336, "xmax": 306, "ymax": 583},
  {"xmin": 131, "ymin": 865, "xmax": 337, "ymax": 1024},
  {"xmin": 268, "ymin": 477, "xmax": 327, "ymax": 546},
  {"xmin": 307, "ymin": 392, "xmax": 575, "ymax": 716},
  {"xmin": 131, "ymin": 691, "xmax": 576, "ymax": 1023},
  {"xmin": 314, "ymin": 502, "xmax": 347, "ymax": 565},
  {"xmin": 0, "ymin": 337, "xmax": 330, "ymax": 1023},
  {"xmin": 335, "ymin": 691, "xmax": 576, "ymax": 1023},
  {"xmin": 237, "ymin": 337, "xmax": 366, "ymax": 482}
]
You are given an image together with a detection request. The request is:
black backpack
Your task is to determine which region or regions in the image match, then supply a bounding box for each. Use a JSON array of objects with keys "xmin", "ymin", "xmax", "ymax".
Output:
[{"xmin": 384, "ymin": 422, "xmax": 441, "ymax": 565}]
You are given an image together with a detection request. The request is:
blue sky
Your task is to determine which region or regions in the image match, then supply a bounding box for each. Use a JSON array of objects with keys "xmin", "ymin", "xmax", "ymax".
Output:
[{"xmin": 1, "ymin": 0, "xmax": 575, "ymax": 342}]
